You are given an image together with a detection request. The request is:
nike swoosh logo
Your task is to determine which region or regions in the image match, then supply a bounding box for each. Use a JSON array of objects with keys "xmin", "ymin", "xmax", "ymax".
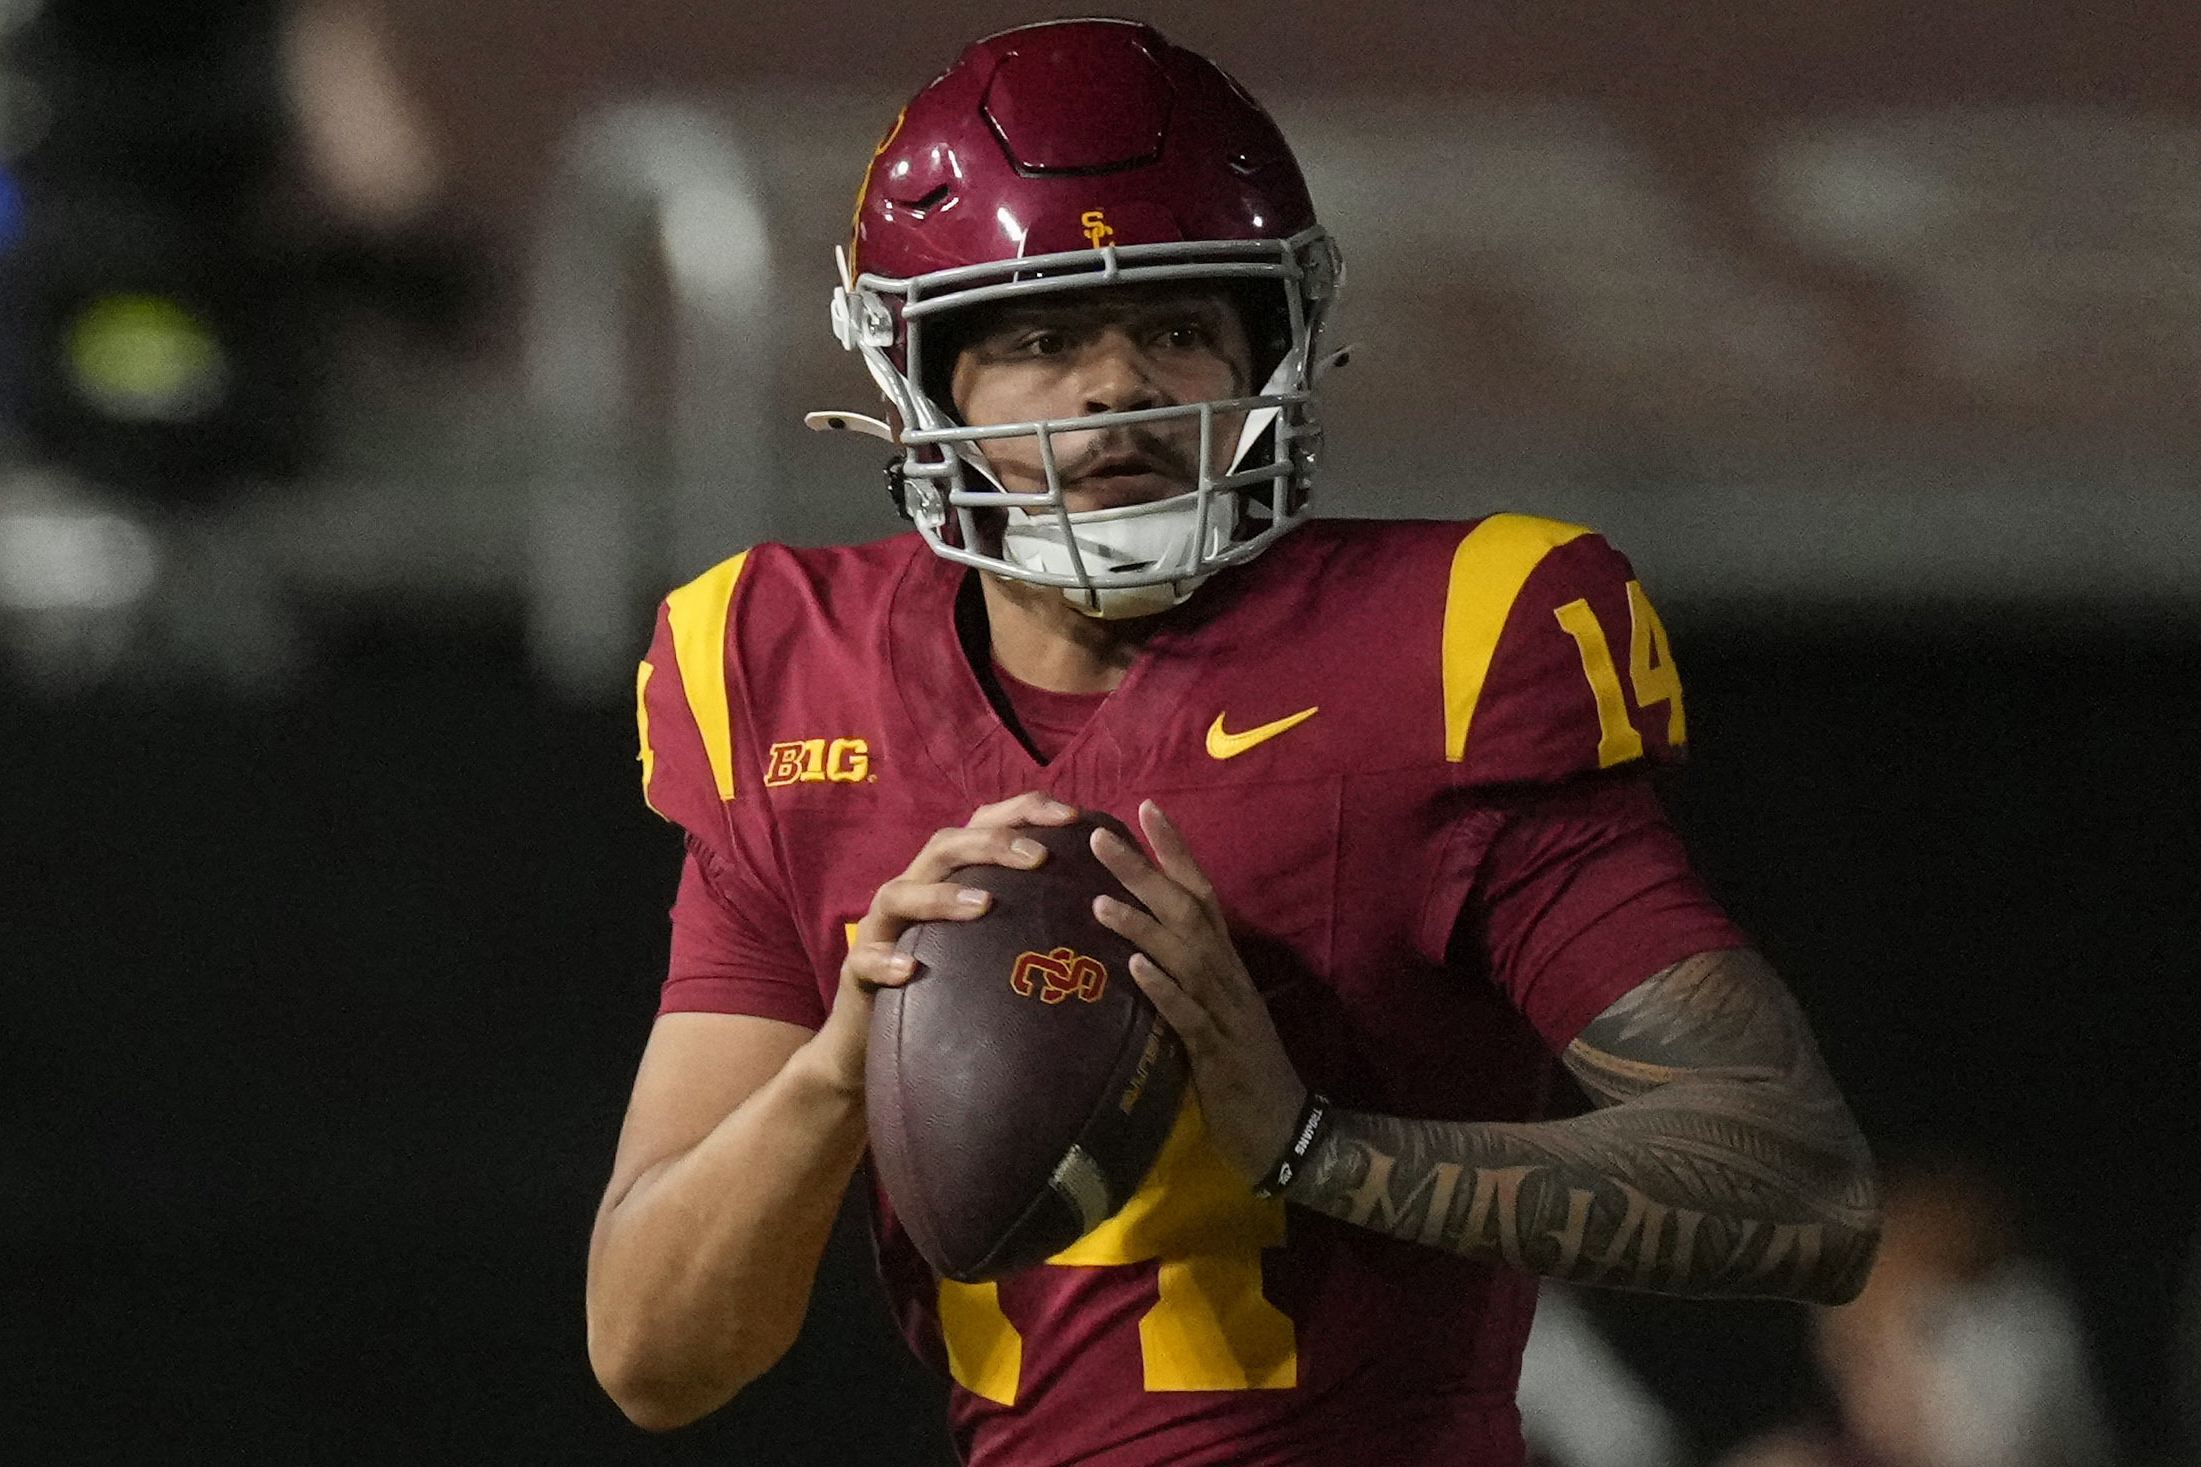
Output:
[{"xmin": 1206, "ymin": 706, "xmax": 1320, "ymax": 759}]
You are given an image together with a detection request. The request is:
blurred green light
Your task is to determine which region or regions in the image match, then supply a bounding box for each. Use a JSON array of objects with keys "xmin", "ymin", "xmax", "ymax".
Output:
[{"xmin": 63, "ymin": 293, "xmax": 230, "ymax": 424}]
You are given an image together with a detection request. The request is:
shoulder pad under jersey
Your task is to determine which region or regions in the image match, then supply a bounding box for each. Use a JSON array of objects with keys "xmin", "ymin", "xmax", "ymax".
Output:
[{"xmin": 1436, "ymin": 514, "xmax": 1688, "ymax": 786}]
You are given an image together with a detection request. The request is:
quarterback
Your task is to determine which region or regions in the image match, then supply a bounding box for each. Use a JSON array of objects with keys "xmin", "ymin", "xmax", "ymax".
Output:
[{"xmin": 587, "ymin": 19, "xmax": 1881, "ymax": 1466}]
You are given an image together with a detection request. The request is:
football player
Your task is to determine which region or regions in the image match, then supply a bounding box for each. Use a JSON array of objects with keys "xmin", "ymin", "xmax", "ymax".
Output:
[{"xmin": 588, "ymin": 19, "xmax": 1881, "ymax": 1465}]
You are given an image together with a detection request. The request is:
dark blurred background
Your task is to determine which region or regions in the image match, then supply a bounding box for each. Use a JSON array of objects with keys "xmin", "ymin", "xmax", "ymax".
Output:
[{"xmin": 3, "ymin": 3, "xmax": 2196, "ymax": 1464}]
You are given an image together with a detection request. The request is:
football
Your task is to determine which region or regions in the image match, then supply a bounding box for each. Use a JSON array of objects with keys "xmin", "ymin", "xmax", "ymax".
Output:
[{"xmin": 866, "ymin": 813, "xmax": 1189, "ymax": 1282}]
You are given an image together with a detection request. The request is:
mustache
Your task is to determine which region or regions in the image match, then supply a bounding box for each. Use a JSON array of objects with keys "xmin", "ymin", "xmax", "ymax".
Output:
[{"xmin": 1054, "ymin": 427, "xmax": 1195, "ymax": 483}]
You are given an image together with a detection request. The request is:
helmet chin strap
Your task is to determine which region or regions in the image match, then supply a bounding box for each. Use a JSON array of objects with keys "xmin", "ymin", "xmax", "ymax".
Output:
[
  {"xmin": 989, "ymin": 350, "xmax": 1303, "ymax": 620},
  {"xmin": 999, "ymin": 494, "xmax": 1233, "ymax": 619}
]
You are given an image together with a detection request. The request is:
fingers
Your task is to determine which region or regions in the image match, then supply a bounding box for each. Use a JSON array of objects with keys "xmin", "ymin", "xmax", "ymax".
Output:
[
  {"xmin": 1126, "ymin": 950, "xmax": 1220, "ymax": 1049},
  {"xmin": 874, "ymin": 874, "xmax": 996, "ymax": 925},
  {"xmin": 966, "ymin": 791, "xmax": 1079, "ymax": 831},
  {"xmin": 853, "ymin": 868, "xmax": 995, "ymax": 949},
  {"xmin": 1088, "ymin": 808, "xmax": 1211, "ymax": 935},
  {"xmin": 828, "ymin": 792, "xmax": 1076, "ymax": 1078},
  {"xmin": 844, "ymin": 940, "xmax": 917, "ymax": 995},
  {"xmin": 1088, "ymin": 805, "xmax": 1245, "ymax": 1024},
  {"xmin": 901, "ymin": 822, "xmax": 1050, "ymax": 888},
  {"xmin": 849, "ymin": 793, "xmax": 1071, "ymax": 954},
  {"xmin": 1136, "ymin": 800, "xmax": 1218, "ymax": 906},
  {"xmin": 843, "ymin": 878, "xmax": 991, "ymax": 996},
  {"xmin": 1096, "ymin": 890, "xmax": 1233, "ymax": 1030},
  {"xmin": 885, "ymin": 793, "xmax": 1074, "ymax": 920}
]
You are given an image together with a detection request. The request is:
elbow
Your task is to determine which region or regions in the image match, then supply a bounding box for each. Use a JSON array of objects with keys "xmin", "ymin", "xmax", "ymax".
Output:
[
  {"xmin": 590, "ymin": 1340, "xmax": 740, "ymax": 1434},
  {"xmin": 588, "ymin": 1314, "xmax": 789, "ymax": 1433},
  {"xmin": 603, "ymin": 1382, "xmax": 714, "ymax": 1436}
]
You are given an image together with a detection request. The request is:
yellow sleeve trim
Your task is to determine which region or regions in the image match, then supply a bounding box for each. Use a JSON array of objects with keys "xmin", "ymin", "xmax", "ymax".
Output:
[
  {"xmin": 635, "ymin": 660, "xmax": 662, "ymax": 816},
  {"xmin": 1441, "ymin": 515, "xmax": 1590, "ymax": 763},
  {"xmin": 664, "ymin": 550, "xmax": 750, "ymax": 802}
]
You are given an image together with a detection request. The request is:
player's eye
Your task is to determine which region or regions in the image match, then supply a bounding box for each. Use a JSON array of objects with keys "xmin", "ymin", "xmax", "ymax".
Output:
[
  {"xmin": 1156, "ymin": 321, "xmax": 1213, "ymax": 351},
  {"xmin": 1015, "ymin": 330, "xmax": 1067, "ymax": 356}
]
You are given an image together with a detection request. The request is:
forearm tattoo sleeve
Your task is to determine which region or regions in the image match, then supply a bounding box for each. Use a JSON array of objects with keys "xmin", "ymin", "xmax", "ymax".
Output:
[{"xmin": 1286, "ymin": 949, "xmax": 1881, "ymax": 1303}]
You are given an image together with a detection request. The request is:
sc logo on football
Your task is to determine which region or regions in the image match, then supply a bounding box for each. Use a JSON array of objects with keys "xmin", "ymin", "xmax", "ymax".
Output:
[{"xmin": 1010, "ymin": 947, "xmax": 1108, "ymax": 1004}]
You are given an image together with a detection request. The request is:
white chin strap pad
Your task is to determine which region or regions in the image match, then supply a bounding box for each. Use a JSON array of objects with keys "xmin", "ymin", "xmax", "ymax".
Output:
[{"xmin": 1000, "ymin": 496, "xmax": 1230, "ymax": 620}]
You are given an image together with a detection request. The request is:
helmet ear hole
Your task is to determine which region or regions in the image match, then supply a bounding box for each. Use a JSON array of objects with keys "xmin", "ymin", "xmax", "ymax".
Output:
[{"xmin": 884, "ymin": 456, "xmax": 914, "ymax": 520}]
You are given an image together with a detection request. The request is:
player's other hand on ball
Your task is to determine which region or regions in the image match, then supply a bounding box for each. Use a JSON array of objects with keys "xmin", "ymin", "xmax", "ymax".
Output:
[
  {"xmin": 814, "ymin": 791, "xmax": 1083, "ymax": 1094},
  {"xmin": 1089, "ymin": 800, "xmax": 1308, "ymax": 1187}
]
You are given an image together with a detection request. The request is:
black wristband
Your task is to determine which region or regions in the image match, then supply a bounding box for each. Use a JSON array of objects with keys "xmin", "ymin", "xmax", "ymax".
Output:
[{"xmin": 1251, "ymin": 1092, "xmax": 1331, "ymax": 1199}]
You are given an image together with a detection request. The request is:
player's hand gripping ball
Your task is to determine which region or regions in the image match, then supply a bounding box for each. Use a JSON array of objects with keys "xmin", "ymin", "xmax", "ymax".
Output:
[{"xmin": 866, "ymin": 813, "xmax": 1189, "ymax": 1282}]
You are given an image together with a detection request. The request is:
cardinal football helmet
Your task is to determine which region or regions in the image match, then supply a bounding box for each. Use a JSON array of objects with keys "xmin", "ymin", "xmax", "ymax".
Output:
[{"xmin": 827, "ymin": 19, "xmax": 1340, "ymax": 617}]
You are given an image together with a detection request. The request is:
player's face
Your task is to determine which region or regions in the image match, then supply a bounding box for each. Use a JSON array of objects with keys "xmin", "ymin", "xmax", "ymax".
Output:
[{"xmin": 948, "ymin": 286, "xmax": 1254, "ymax": 512}]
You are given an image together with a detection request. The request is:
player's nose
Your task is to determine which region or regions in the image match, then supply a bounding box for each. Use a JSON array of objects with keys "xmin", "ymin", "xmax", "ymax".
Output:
[{"xmin": 1077, "ymin": 331, "xmax": 1167, "ymax": 416}]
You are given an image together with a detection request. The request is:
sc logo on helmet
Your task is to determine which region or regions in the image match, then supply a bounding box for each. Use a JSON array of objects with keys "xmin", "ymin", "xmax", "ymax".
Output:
[{"xmin": 1080, "ymin": 210, "xmax": 1114, "ymax": 248}]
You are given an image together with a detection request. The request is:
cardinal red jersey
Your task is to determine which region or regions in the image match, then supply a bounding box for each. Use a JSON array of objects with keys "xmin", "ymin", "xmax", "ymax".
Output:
[{"xmin": 636, "ymin": 515, "xmax": 1744, "ymax": 1467}]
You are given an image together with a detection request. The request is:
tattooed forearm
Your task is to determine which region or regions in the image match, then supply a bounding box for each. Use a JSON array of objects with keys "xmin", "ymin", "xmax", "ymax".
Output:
[{"xmin": 1287, "ymin": 950, "xmax": 1881, "ymax": 1303}]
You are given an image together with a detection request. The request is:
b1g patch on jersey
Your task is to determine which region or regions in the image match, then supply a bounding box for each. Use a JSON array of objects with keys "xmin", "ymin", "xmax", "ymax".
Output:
[{"xmin": 763, "ymin": 737, "xmax": 875, "ymax": 786}]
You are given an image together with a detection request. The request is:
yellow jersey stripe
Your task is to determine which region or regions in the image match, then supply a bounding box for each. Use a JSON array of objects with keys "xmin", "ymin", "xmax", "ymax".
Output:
[
  {"xmin": 635, "ymin": 660, "xmax": 661, "ymax": 816},
  {"xmin": 1442, "ymin": 515, "xmax": 1590, "ymax": 763},
  {"xmin": 937, "ymin": 1280, "xmax": 1024, "ymax": 1405},
  {"xmin": 664, "ymin": 551, "xmax": 750, "ymax": 802}
]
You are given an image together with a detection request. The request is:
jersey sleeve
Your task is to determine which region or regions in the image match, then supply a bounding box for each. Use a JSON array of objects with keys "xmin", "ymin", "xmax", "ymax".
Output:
[
  {"xmin": 1437, "ymin": 515, "xmax": 1689, "ymax": 788},
  {"xmin": 1452, "ymin": 775, "xmax": 1749, "ymax": 1051},
  {"xmin": 663, "ymin": 844, "xmax": 827, "ymax": 1026},
  {"xmin": 636, "ymin": 550, "xmax": 823, "ymax": 1027}
]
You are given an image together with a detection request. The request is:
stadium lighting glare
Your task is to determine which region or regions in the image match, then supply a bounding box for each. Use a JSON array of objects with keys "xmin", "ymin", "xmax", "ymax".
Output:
[
  {"xmin": 63, "ymin": 292, "xmax": 231, "ymax": 425},
  {"xmin": 0, "ymin": 507, "xmax": 159, "ymax": 609}
]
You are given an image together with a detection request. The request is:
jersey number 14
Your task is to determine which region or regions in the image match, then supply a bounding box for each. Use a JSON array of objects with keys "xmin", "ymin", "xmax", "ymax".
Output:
[{"xmin": 1554, "ymin": 580, "xmax": 1686, "ymax": 766}]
